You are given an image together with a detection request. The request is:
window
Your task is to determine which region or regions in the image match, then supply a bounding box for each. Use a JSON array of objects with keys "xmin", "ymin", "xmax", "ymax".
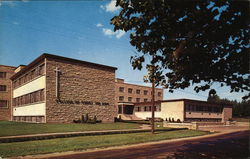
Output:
[
  {"xmin": 119, "ymin": 96, "xmax": 124, "ymax": 101},
  {"xmin": 119, "ymin": 87, "xmax": 124, "ymax": 92},
  {"xmin": 136, "ymin": 98, "xmax": 140, "ymax": 102},
  {"xmin": 128, "ymin": 97, "xmax": 132, "ymax": 102},
  {"xmin": 137, "ymin": 107, "xmax": 141, "ymax": 112},
  {"xmin": 0, "ymin": 85, "xmax": 6, "ymax": 91},
  {"xmin": 144, "ymin": 106, "xmax": 147, "ymax": 111},
  {"xmin": 128, "ymin": 88, "xmax": 133, "ymax": 93},
  {"xmin": 144, "ymin": 98, "xmax": 148, "ymax": 102},
  {"xmin": 144, "ymin": 90, "xmax": 148, "ymax": 95},
  {"xmin": 0, "ymin": 72, "xmax": 6, "ymax": 78},
  {"xmin": 0, "ymin": 100, "xmax": 8, "ymax": 108},
  {"xmin": 158, "ymin": 92, "xmax": 162, "ymax": 96},
  {"xmin": 136, "ymin": 89, "xmax": 140, "ymax": 94}
]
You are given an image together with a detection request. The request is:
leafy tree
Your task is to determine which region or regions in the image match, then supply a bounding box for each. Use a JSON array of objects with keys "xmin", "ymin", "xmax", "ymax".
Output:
[{"xmin": 111, "ymin": 0, "xmax": 250, "ymax": 100}]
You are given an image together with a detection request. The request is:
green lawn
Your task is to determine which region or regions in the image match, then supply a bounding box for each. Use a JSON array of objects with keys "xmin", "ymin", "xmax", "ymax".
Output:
[
  {"xmin": 0, "ymin": 121, "xmax": 141, "ymax": 137},
  {"xmin": 0, "ymin": 129, "xmax": 209, "ymax": 158}
]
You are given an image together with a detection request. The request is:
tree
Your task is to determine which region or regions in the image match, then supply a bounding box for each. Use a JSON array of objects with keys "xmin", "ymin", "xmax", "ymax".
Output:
[{"xmin": 111, "ymin": 0, "xmax": 250, "ymax": 101}]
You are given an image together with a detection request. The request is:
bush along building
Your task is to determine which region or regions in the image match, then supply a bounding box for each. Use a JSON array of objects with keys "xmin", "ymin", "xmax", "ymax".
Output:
[{"xmin": 11, "ymin": 53, "xmax": 117, "ymax": 123}]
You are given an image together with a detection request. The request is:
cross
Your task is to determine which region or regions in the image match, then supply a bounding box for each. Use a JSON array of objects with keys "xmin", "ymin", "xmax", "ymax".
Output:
[{"xmin": 54, "ymin": 67, "xmax": 61, "ymax": 99}]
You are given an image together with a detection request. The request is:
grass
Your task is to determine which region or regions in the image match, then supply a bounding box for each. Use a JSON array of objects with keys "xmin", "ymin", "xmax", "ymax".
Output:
[
  {"xmin": 0, "ymin": 121, "xmax": 141, "ymax": 137},
  {"xmin": 0, "ymin": 129, "xmax": 209, "ymax": 158}
]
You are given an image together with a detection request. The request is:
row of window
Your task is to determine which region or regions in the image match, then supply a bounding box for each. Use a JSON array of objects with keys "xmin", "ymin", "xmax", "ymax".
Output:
[
  {"xmin": 119, "ymin": 96, "xmax": 151, "ymax": 102},
  {"xmin": 134, "ymin": 106, "xmax": 160, "ymax": 112},
  {"xmin": 13, "ymin": 64, "xmax": 45, "ymax": 89},
  {"xmin": 119, "ymin": 87, "xmax": 162, "ymax": 96},
  {"xmin": 0, "ymin": 100, "xmax": 8, "ymax": 108},
  {"xmin": 0, "ymin": 72, "xmax": 7, "ymax": 78},
  {"xmin": 0, "ymin": 85, "xmax": 7, "ymax": 92},
  {"xmin": 185, "ymin": 104, "xmax": 222, "ymax": 113},
  {"xmin": 13, "ymin": 89, "xmax": 45, "ymax": 107}
]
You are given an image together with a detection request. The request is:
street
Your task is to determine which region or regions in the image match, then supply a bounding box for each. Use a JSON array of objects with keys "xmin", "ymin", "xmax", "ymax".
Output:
[{"xmin": 40, "ymin": 130, "xmax": 249, "ymax": 159}]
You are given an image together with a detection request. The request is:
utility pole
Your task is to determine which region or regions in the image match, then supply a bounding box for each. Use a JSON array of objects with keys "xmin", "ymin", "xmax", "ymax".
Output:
[{"xmin": 151, "ymin": 69, "xmax": 155, "ymax": 134}]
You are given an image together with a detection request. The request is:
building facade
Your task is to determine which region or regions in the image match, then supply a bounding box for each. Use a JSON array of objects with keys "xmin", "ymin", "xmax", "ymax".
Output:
[
  {"xmin": 133, "ymin": 99, "xmax": 232, "ymax": 122},
  {"xmin": 0, "ymin": 65, "xmax": 16, "ymax": 120},
  {"xmin": 115, "ymin": 78, "xmax": 163, "ymax": 115},
  {"xmin": 11, "ymin": 53, "xmax": 117, "ymax": 123}
]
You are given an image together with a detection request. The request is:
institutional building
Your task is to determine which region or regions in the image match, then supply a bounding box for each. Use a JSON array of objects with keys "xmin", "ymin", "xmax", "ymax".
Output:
[
  {"xmin": 115, "ymin": 78, "xmax": 163, "ymax": 115},
  {"xmin": 0, "ymin": 65, "xmax": 16, "ymax": 120},
  {"xmin": 0, "ymin": 53, "xmax": 232, "ymax": 123},
  {"xmin": 133, "ymin": 99, "xmax": 232, "ymax": 122},
  {"xmin": 11, "ymin": 53, "xmax": 117, "ymax": 123}
]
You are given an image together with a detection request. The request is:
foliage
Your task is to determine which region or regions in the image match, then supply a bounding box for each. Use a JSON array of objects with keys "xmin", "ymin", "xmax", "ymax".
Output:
[{"xmin": 111, "ymin": 0, "xmax": 250, "ymax": 99}]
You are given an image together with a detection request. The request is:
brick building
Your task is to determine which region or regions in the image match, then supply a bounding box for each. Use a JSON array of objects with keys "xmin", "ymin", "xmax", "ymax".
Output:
[
  {"xmin": 133, "ymin": 99, "xmax": 232, "ymax": 122},
  {"xmin": 0, "ymin": 65, "xmax": 16, "ymax": 120},
  {"xmin": 115, "ymin": 78, "xmax": 163, "ymax": 115},
  {"xmin": 11, "ymin": 53, "xmax": 117, "ymax": 123}
]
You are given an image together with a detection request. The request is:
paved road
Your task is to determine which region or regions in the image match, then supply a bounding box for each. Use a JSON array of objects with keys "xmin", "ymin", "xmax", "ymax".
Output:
[{"xmin": 42, "ymin": 130, "xmax": 249, "ymax": 159}]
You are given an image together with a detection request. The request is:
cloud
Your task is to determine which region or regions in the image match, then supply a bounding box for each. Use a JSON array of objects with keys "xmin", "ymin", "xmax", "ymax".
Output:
[
  {"xmin": 102, "ymin": 28, "xmax": 125, "ymax": 39},
  {"xmin": 96, "ymin": 23, "xmax": 103, "ymax": 27},
  {"xmin": 0, "ymin": 1, "xmax": 16, "ymax": 7},
  {"xmin": 100, "ymin": 0, "xmax": 121, "ymax": 13}
]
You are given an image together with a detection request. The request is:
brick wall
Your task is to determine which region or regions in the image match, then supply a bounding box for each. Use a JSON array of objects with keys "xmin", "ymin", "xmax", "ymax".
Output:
[
  {"xmin": 45, "ymin": 57, "xmax": 117, "ymax": 123},
  {"xmin": 0, "ymin": 65, "xmax": 16, "ymax": 120},
  {"xmin": 115, "ymin": 79, "xmax": 163, "ymax": 106}
]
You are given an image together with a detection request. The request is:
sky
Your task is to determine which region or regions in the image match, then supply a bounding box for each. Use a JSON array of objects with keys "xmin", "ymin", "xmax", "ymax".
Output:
[{"xmin": 0, "ymin": 0, "xmax": 247, "ymax": 102}]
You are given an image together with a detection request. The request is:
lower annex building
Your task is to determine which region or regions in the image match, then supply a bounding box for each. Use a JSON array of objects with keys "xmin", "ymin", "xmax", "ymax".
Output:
[{"xmin": 129, "ymin": 99, "xmax": 232, "ymax": 122}]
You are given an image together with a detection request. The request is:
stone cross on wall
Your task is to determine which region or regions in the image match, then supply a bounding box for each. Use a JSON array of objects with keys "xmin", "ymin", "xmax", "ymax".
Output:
[{"xmin": 54, "ymin": 67, "xmax": 61, "ymax": 99}]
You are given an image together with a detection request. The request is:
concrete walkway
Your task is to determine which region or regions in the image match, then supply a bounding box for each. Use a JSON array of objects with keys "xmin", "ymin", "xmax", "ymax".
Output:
[{"xmin": 0, "ymin": 128, "xmax": 185, "ymax": 143}]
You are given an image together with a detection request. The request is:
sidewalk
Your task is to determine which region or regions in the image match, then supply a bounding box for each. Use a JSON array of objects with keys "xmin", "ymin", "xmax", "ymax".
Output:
[{"xmin": 0, "ymin": 128, "xmax": 185, "ymax": 143}]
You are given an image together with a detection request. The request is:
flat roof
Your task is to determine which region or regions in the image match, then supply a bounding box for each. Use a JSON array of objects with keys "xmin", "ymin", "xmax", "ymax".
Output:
[
  {"xmin": 10, "ymin": 53, "xmax": 117, "ymax": 80},
  {"xmin": 134, "ymin": 98, "xmax": 233, "ymax": 106},
  {"xmin": 162, "ymin": 98, "xmax": 233, "ymax": 106},
  {"xmin": 116, "ymin": 79, "xmax": 163, "ymax": 90}
]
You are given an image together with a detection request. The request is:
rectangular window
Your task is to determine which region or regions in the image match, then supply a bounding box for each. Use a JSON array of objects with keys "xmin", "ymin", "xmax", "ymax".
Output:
[
  {"xmin": 128, "ymin": 97, "xmax": 132, "ymax": 102},
  {"xmin": 136, "ymin": 89, "xmax": 140, "ymax": 94},
  {"xmin": 119, "ymin": 96, "xmax": 124, "ymax": 101},
  {"xmin": 137, "ymin": 107, "xmax": 141, "ymax": 112},
  {"xmin": 128, "ymin": 88, "xmax": 133, "ymax": 93},
  {"xmin": 0, "ymin": 72, "xmax": 6, "ymax": 78},
  {"xmin": 144, "ymin": 98, "xmax": 148, "ymax": 102},
  {"xmin": 144, "ymin": 106, "xmax": 147, "ymax": 111},
  {"xmin": 119, "ymin": 87, "xmax": 124, "ymax": 92},
  {"xmin": 144, "ymin": 90, "xmax": 148, "ymax": 95},
  {"xmin": 136, "ymin": 98, "xmax": 140, "ymax": 102},
  {"xmin": 0, "ymin": 85, "xmax": 7, "ymax": 91},
  {"xmin": 0, "ymin": 100, "xmax": 8, "ymax": 108}
]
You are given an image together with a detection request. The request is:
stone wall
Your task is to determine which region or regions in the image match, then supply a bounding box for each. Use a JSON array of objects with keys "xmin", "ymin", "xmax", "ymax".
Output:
[
  {"xmin": 0, "ymin": 65, "xmax": 16, "ymax": 120},
  {"xmin": 45, "ymin": 57, "xmax": 117, "ymax": 123}
]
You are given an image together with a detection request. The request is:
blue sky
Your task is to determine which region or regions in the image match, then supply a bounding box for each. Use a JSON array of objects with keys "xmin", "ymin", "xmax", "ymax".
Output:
[{"xmin": 0, "ymin": 0, "xmax": 247, "ymax": 101}]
